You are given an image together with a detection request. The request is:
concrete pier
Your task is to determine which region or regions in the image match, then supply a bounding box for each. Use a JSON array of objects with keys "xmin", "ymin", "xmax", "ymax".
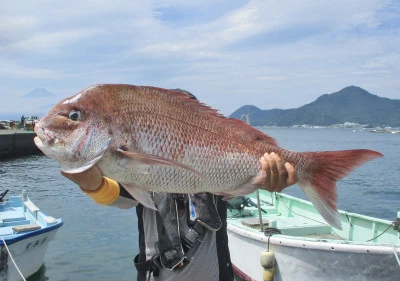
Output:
[{"xmin": 0, "ymin": 130, "xmax": 41, "ymax": 158}]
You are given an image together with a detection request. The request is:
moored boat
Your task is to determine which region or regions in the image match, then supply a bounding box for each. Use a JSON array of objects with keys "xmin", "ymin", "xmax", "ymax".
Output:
[
  {"xmin": 22, "ymin": 116, "xmax": 38, "ymax": 132},
  {"xmin": 0, "ymin": 190, "xmax": 63, "ymax": 281},
  {"xmin": 227, "ymin": 190, "xmax": 400, "ymax": 281}
]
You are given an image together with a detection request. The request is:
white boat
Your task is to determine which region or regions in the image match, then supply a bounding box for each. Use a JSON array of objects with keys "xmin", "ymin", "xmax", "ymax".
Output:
[
  {"xmin": 227, "ymin": 190, "xmax": 400, "ymax": 281},
  {"xmin": 0, "ymin": 190, "xmax": 63, "ymax": 281}
]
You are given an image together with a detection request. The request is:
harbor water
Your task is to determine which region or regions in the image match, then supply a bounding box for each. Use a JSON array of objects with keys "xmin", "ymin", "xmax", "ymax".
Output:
[{"xmin": 0, "ymin": 128, "xmax": 399, "ymax": 280}]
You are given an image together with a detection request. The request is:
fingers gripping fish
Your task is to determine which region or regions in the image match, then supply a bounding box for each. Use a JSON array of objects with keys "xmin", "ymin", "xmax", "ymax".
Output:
[{"xmin": 34, "ymin": 84, "xmax": 383, "ymax": 229}]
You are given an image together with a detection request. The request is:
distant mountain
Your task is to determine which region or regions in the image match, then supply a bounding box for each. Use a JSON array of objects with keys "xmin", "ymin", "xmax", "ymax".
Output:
[
  {"xmin": 230, "ymin": 86, "xmax": 400, "ymax": 127},
  {"xmin": 0, "ymin": 88, "xmax": 60, "ymax": 120},
  {"xmin": 23, "ymin": 88, "xmax": 56, "ymax": 98}
]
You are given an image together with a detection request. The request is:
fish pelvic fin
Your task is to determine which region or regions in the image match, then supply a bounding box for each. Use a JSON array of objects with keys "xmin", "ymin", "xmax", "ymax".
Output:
[
  {"xmin": 117, "ymin": 149, "xmax": 205, "ymax": 178},
  {"xmin": 121, "ymin": 183, "xmax": 157, "ymax": 210},
  {"xmin": 298, "ymin": 149, "xmax": 383, "ymax": 230}
]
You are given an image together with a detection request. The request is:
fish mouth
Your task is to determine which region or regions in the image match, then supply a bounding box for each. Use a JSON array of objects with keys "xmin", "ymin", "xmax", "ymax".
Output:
[{"xmin": 34, "ymin": 126, "xmax": 56, "ymax": 146}]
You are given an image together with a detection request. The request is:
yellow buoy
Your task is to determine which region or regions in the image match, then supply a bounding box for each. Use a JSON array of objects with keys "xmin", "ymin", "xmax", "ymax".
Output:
[{"xmin": 260, "ymin": 250, "xmax": 275, "ymax": 281}]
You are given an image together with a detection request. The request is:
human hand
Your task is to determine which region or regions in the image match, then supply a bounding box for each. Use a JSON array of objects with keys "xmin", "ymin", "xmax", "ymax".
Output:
[
  {"xmin": 61, "ymin": 166, "xmax": 103, "ymax": 192},
  {"xmin": 259, "ymin": 152, "xmax": 297, "ymax": 192}
]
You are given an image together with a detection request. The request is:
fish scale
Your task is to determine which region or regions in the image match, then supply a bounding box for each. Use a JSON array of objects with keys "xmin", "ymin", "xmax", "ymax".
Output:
[
  {"xmin": 109, "ymin": 113, "xmax": 259, "ymax": 192},
  {"xmin": 34, "ymin": 84, "xmax": 383, "ymax": 229}
]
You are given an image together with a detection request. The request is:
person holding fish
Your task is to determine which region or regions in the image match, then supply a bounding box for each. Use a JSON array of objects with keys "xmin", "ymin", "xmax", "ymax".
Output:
[
  {"xmin": 34, "ymin": 84, "xmax": 381, "ymax": 280},
  {"xmin": 62, "ymin": 152, "xmax": 297, "ymax": 281}
]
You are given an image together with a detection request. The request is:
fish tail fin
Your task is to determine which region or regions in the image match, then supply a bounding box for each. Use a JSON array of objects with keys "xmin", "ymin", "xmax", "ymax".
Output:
[{"xmin": 298, "ymin": 149, "xmax": 383, "ymax": 229}]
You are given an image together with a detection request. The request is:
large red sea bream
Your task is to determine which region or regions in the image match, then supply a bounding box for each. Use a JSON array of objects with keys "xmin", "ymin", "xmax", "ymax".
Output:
[{"xmin": 34, "ymin": 84, "xmax": 382, "ymax": 229}]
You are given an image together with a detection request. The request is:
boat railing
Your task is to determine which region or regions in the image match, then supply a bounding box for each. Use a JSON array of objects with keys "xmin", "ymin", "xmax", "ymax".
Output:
[
  {"xmin": 341, "ymin": 211, "xmax": 400, "ymax": 244},
  {"xmin": 250, "ymin": 191, "xmax": 400, "ymax": 244},
  {"xmin": 24, "ymin": 199, "xmax": 39, "ymax": 221}
]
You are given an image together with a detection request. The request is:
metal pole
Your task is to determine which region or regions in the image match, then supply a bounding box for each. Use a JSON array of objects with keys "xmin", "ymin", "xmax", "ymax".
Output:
[{"xmin": 257, "ymin": 190, "xmax": 264, "ymax": 232}]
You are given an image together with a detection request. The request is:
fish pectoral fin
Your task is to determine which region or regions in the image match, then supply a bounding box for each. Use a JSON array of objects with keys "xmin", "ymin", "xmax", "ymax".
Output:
[
  {"xmin": 61, "ymin": 153, "xmax": 104, "ymax": 174},
  {"xmin": 117, "ymin": 149, "xmax": 205, "ymax": 178},
  {"xmin": 121, "ymin": 184, "xmax": 157, "ymax": 210},
  {"xmin": 62, "ymin": 137, "xmax": 111, "ymax": 174}
]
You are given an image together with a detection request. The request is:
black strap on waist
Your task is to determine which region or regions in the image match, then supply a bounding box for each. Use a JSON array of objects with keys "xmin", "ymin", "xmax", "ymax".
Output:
[
  {"xmin": 134, "ymin": 254, "xmax": 161, "ymax": 279},
  {"xmin": 182, "ymin": 222, "xmax": 204, "ymax": 252}
]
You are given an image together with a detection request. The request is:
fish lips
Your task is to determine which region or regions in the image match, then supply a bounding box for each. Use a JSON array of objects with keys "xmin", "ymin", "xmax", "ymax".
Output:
[
  {"xmin": 34, "ymin": 126, "xmax": 69, "ymax": 164},
  {"xmin": 34, "ymin": 126, "xmax": 56, "ymax": 147}
]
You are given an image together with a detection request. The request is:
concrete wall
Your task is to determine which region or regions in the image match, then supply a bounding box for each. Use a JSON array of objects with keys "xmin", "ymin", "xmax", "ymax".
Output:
[{"xmin": 0, "ymin": 132, "xmax": 41, "ymax": 158}]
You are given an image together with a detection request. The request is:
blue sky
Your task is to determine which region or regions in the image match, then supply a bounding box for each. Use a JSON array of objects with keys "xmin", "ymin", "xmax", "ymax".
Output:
[{"xmin": 1, "ymin": 0, "xmax": 399, "ymax": 119}]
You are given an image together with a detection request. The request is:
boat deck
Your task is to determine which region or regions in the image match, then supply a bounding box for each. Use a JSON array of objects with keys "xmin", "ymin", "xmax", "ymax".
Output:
[
  {"xmin": 227, "ymin": 191, "xmax": 400, "ymax": 245},
  {"xmin": 0, "ymin": 192, "xmax": 63, "ymax": 280},
  {"xmin": 0, "ymin": 194, "xmax": 62, "ymax": 243},
  {"xmin": 0, "ymin": 208, "xmax": 31, "ymax": 236},
  {"xmin": 227, "ymin": 191, "xmax": 400, "ymax": 281},
  {"xmin": 231, "ymin": 213, "xmax": 338, "ymax": 238},
  {"xmin": 0, "ymin": 204, "xmax": 36, "ymax": 238}
]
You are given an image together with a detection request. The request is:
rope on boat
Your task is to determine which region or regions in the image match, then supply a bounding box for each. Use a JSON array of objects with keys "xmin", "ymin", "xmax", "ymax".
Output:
[
  {"xmin": 365, "ymin": 221, "xmax": 395, "ymax": 242},
  {"xmin": 1, "ymin": 238, "xmax": 27, "ymax": 281},
  {"xmin": 393, "ymin": 245, "xmax": 400, "ymax": 268},
  {"xmin": 277, "ymin": 194, "xmax": 343, "ymax": 238},
  {"xmin": 278, "ymin": 194, "xmax": 398, "ymax": 243}
]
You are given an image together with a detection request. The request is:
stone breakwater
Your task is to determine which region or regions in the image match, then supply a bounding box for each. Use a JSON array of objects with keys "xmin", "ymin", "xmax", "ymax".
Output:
[{"xmin": 0, "ymin": 130, "xmax": 41, "ymax": 158}]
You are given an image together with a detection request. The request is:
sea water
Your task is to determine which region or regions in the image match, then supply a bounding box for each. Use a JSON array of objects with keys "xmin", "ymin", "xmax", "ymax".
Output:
[
  {"xmin": 0, "ymin": 128, "xmax": 398, "ymax": 280},
  {"xmin": 0, "ymin": 158, "xmax": 138, "ymax": 280}
]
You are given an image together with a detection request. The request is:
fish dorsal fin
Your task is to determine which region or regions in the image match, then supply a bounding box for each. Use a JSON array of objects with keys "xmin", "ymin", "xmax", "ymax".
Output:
[
  {"xmin": 143, "ymin": 86, "xmax": 278, "ymax": 146},
  {"xmin": 143, "ymin": 86, "xmax": 225, "ymax": 118},
  {"xmin": 226, "ymin": 118, "xmax": 278, "ymax": 146}
]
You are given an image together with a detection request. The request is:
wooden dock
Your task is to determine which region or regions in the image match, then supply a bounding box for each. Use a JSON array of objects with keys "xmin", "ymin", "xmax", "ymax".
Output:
[{"xmin": 0, "ymin": 130, "xmax": 41, "ymax": 158}]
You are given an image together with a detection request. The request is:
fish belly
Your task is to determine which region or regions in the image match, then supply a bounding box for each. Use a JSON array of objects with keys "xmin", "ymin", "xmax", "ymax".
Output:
[{"xmin": 97, "ymin": 148, "xmax": 261, "ymax": 194}]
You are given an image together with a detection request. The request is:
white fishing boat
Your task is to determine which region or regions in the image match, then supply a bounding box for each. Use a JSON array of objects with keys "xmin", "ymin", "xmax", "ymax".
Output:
[
  {"xmin": 227, "ymin": 190, "xmax": 400, "ymax": 281},
  {"xmin": 0, "ymin": 190, "xmax": 63, "ymax": 281}
]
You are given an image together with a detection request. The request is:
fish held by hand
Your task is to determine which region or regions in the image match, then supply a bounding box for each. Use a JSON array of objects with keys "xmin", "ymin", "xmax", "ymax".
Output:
[{"xmin": 34, "ymin": 84, "xmax": 383, "ymax": 229}]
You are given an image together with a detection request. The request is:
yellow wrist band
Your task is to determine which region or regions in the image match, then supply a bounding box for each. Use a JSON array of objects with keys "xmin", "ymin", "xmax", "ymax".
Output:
[{"xmin": 83, "ymin": 177, "xmax": 120, "ymax": 205}]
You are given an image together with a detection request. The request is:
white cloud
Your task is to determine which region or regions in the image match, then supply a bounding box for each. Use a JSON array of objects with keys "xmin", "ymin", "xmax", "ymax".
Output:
[
  {"xmin": 0, "ymin": 60, "xmax": 58, "ymax": 79},
  {"xmin": 9, "ymin": 29, "xmax": 105, "ymax": 55},
  {"xmin": 0, "ymin": 0, "xmax": 399, "ymax": 118}
]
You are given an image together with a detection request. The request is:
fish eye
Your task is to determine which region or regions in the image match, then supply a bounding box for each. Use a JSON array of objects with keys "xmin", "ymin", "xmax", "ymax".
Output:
[{"xmin": 69, "ymin": 110, "xmax": 82, "ymax": 121}]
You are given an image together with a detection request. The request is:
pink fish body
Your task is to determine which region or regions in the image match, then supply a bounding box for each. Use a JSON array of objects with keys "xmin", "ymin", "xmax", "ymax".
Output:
[{"xmin": 34, "ymin": 84, "xmax": 382, "ymax": 229}]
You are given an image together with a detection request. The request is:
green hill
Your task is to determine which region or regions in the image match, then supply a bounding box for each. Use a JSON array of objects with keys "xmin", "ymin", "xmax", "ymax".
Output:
[{"xmin": 230, "ymin": 86, "xmax": 400, "ymax": 127}]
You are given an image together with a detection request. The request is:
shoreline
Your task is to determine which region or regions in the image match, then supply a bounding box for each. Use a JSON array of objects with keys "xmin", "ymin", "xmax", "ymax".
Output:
[{"xmin": 0, "ymin": 129, "xmax": 42, "ymax": 159}]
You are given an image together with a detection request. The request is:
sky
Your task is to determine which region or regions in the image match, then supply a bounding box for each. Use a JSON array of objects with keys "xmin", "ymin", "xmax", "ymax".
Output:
[{"xmin": 1, "ymin": 0, "xmax": 399, "ymax": 119}]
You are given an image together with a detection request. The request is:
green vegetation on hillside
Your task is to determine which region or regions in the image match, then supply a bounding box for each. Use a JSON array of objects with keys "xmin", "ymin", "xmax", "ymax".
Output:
[{"xmin": 230, "ymin": 86, "xmax": 400, "ymax": 127}]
